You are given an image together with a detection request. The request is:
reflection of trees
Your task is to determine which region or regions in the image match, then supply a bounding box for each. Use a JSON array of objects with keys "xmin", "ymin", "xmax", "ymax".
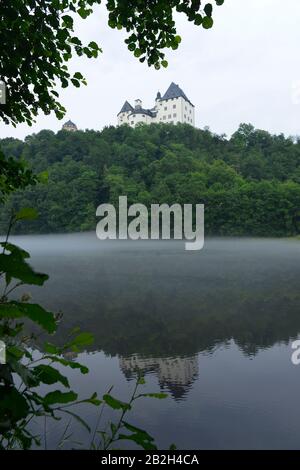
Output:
[
  {"xmin": 48, "ymin": 281, "xmax": 300, "ymax": 359},
  {"xmin": 28, "ymin": 239, "xmax": 300, "ymax": 359}
]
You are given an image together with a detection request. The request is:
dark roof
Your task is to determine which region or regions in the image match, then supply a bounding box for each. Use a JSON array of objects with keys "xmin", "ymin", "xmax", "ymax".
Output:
[
  {"xmin": 118, "ymin": 100, "xmax": 134, "ymax": 115},
  {"xmin": 63, "ymin": 120, "xmax": 77, "ymax": 127},
  {"xmin": 129, "ymin": 108, "xmax": 156, "ymax": 118},
  {"xmin": 161, "ymin": 82, "xmax": 194, "ymax": 106}
]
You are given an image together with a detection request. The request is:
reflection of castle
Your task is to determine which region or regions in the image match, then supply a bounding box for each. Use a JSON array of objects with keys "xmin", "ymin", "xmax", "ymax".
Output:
[{"xmin": 119, "ymin": 355, "xmax": 198, "ymax": 401}]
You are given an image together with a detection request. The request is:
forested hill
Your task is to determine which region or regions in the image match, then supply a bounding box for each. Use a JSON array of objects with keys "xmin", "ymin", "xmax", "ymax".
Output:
[{"xmin": 1, "ymin": 123, "xmax": 300, "ymax": 236}]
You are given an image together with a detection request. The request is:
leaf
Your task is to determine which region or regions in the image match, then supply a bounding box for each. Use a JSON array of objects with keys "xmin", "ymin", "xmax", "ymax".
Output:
[
  {"xmin": 38, "ymin": 170, "xmax": 49, "ymax": 183},
  {"xmin": 0, "ymin": 242, "xmax": 30, "ymax": 259},
  {"xmin": 194, "ymin": 14, "xmax": 203, "ymax": 25},
  {"xmin": 43, "ymin": 342, "xmax": 60, "ymax": 354},
  {"xmin": 62, "ymin": 15, "xmax": 73, "ymax": 28},
  {"xmin": 68, "ymin": 332, "xmax": 94, "ymax": 351},
  {"xmin": 215, "ymin": 0, "xmax": 224, "ymax": 5},
  {"xmin": 0, "ymin": 253, "xmax": 48, "ymax": 285},
  {"xmin": 138, "ymin": 393, "xmax": 168, "ymax": 399},
  {"xmin": 45, "ymin": 355, "xmax": 89, "ymax": 374},
  {"xmin": 43, "ymin": 390, "xmax": 78, "ymax": 406},
  {"xmin": 118, "ymin": 433, "xmax": 157, "ymax": 450},
  {"xmin": 15, "ymin": 207, "xmax": 38, "ymax": 221},
  {"xmin": 103, "ymin": 394, "xmax": 131, "ymax": 411},
  {"xmin": 32, "ymin": 364, "xmax": 70, "ymax": 388},
  {"xmin": 122, "ymin": 421, "xmax": 154, "ymax": 442},
  {"xmin": 81, "ymin": 392, "xmax": 102, "ymax": 406},
  {"xmin": 0, "ymin": 302, "xmax": 56, "ymax": 333},
  {"xmin": 134, "ymin": 49, "xmax": 142, "ymax": 58},
  {"xmin": 202, "ymin": 16, "xmax": 214, "ymax": 29},
  {"xmin": 0, "ymin": 387, "xmax": 30, "ymax": 421},
  {"xmin": 204, "ymin": 3, "xmax": 213, "ymax": 17},
  {"xmin": 61, "ymin": 409, "xmax": 91, "ymax": 433}
]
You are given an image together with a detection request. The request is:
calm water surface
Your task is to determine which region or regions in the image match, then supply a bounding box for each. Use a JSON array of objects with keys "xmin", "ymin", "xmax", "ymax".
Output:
[{"xmin": 10, "ymin": 233, "xmax": 300, "ymax": 449}]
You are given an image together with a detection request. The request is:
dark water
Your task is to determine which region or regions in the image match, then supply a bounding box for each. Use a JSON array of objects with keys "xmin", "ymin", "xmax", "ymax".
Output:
[{"xmin": 10, "ymin": 233, "xmax": 300, "ymax": 449}]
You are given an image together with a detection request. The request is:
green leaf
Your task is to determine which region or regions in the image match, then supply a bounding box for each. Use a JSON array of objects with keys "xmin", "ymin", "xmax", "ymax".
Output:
[
  {"xmin": 38, "ymin": 171, "xmax": 49, "ymax": 183},
  {"xmin": 82, "ymin": 392, "xmax": 102, "ymax": 406},
  {"xmin": 122, "ymin": 421, "xmax": 154, "ymax": 442},
  {"xmin": 15, "ymin": 207, "xmax": 38, "ymax": 221},
  {"xmin": 68, "ymin": 332, "xmax": 94, "ymax": 351},
  {"xmin": 61, "ymin": 409, "xmax": 91, "ymax": 433},
  {"xmin": 194, "ymin": 14, "xmax": 203, "ymax": 25},
  {"xmin": 0, "ymin": 302, "xmax": 56, "ymax": 333},
  {"xmin": 103, "ymin": 394, "xmax": 131, "ymax": 411},
  {"xmin": 202, "ymin": 16, "xmax": 214, "ymax": 29},
  {"xmin": 134, "ymin": 49, "xmax": 142, "ymax": 58},
  {"xmin": 138, "ymin": 393, "xmax": 168, "ymax": 399},
  {"xmin": 62, "ymin": 15, "xmax": 73, "ymax": 28},
  {"xmin": 43, "ymin": 342, "xmax": 60, "ymax": 354},
  {"xmin": 88, "ymin": 41, "xmax": 99, "ymax": 50},
  {"xmin": 45, "ymin": 355, "xmax": 89, "ymax": 374},
  {"xmin": 204, "ymin": 3, "xmax": 213, "ymax": 17},
  {"xmin": 0, "ymin": 253, "xmax": 48, "ymax": 285},
  {"xmin": 0, "ymin": 388, "xmax": 29, "ymax": 421},
  {"xmin": 32, "ymin": 365, "xmax": 70, "ymax": 388},
  {"xmin": 0, "ymin": 243, "xmax": 30, "ymax": 259},
  {"xmin": 73, "ymin": 72, "xmax": 84, "ymax": 80},
  {"xmin": 215, "ymin": 0, "xmax": 224, "ymax": 5},
  {"xmin": 161, "ymin": 60, "xmax": 168, "ymax": 68},
  {"xmin": 43, "ymin": 390, "xmax": 77, "ymax": 406}
]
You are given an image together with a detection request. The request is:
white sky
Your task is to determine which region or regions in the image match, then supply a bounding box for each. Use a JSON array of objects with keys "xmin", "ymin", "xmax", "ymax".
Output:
[{"xmin": 1, "ymin": 0, "xmax": 300, "ymax": 140}]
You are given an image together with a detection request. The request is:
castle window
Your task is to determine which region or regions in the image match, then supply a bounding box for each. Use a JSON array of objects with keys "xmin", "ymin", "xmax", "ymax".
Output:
[
  {"xmin": 131, "ymin": 121, "xmax": 134, "ymax": 125},
  {"xmin": 164, "ymin": 107, "xmax": 167, "ymax": 111},
  {"xmin": 184, "ymin": 114, "xmax": 186, "ymax": 118},
  {"xmin": 168, "ymin": 114, "xmax": 171, "ymax": 119},
  {"xmin": 173, "ymin": 113, "xmax": 177, "ymax": 118},
  {"xmin": 163, "ymin": 116, "xmax": 166, "ymax": 120},
  {"xmin": 173, "ymin": 104, "xmax": 176, "ymax": 109}
]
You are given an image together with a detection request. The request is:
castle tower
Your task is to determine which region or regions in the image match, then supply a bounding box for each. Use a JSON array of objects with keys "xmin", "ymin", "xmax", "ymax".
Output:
[{"xmin": 62, "ymin": 120, "xmax": 78, "ymax": 132}]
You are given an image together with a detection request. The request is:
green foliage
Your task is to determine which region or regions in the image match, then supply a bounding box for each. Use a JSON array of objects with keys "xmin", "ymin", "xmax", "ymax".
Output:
[
  {"xmin": 0, "ymin": 213, "xmax": 167, "ymax": 450},
  {"xmin": 0, "ymin": 150, "xmax": 37, "ymax": 203},
  {"xmin": 1, "ymin": 123, "xmax": 300, "ymax": 237},
  {"xmin": 0, "ymin": 1, "xmax": 223, "ymax": 127}
]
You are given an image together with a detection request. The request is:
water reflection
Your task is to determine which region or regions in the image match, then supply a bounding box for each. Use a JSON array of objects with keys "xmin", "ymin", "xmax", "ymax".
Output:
[
  {"xmin": 120, "ymin": 355, "xmax": 198, "ymax": 401},
  {"xmin": 8, "ymin": 234, "xmax": 300, "ymax": 448}
]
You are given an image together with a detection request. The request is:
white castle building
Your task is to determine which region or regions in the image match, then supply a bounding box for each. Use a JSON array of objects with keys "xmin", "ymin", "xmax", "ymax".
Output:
[{"xmin": 117, "ymin": 82, "xmax": 195, "ymax": 128}]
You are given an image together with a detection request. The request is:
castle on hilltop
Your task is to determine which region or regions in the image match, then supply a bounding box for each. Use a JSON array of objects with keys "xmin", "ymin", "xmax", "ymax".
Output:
[
  {"xmin": 118, "ymin": 82, "xmax": 195, "ymax": 128},
  {"xmin": 62, "ymin": 120, "xmax": 78, "ymax": 132}
]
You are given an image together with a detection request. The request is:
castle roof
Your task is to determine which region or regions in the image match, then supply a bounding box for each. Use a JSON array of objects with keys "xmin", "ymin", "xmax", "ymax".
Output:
[
  {"xmin": 118, "ymin": 100, "xmax": 134, "ymax": 115},
  {"xmin": 128, "ymin": 108, "xmax": 157, "ymax": 118},
  {"xmin": 161, "ymin": 82, "xmax": 194, "ymax": 106},
  {"xmin": 63, "ymin": 120, "xmax": 77, "ymax": 127}
]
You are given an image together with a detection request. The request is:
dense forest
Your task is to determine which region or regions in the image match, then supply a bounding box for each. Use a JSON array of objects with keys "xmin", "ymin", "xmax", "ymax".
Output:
[{"xmin": 1, "ymin": 122, "xmax": 300, "ymax": 236}]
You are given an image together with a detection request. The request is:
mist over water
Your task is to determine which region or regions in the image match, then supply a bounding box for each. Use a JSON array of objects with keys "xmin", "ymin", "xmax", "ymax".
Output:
[{"xmin": 11, "ymin": 233, "xmax": 300, "ymax": 449}]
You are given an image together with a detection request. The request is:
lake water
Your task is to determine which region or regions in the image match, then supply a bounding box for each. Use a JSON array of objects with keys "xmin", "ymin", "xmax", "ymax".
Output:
[{"xmin": 9, "ymin": 233, "xmax": 300, "ymax": 449}]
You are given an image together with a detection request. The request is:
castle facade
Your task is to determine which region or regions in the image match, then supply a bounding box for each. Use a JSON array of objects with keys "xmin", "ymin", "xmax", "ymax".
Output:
[{"xmin": 117, "ymin": 82, "xmax": 195, "ymax": 128}]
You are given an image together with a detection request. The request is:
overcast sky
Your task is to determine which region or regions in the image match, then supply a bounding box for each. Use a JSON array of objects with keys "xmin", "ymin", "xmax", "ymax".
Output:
[{"xmin": 1, "ymin": 0, "xmax": 300, "ymax": 140}]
